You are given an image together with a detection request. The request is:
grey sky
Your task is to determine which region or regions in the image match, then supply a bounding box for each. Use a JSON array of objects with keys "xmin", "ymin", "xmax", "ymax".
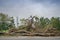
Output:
[{"xmin": 0, "ymin": 0, "xmax": 60, "ymax": 18}]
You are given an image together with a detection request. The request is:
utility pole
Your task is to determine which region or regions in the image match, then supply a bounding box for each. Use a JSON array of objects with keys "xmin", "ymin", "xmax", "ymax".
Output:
[{"xmin": 16, "ymin": 17, "xmax": 19, "ymax": 27}]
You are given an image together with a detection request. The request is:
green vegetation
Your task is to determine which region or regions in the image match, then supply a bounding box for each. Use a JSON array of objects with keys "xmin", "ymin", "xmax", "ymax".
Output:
[
  {"xmin": 0, "ymin": 13, "xmax": 15, "ymax": 32},
  {"xmin": 0, "ymin": 13, "xmax": 60, "ymax": 36}
]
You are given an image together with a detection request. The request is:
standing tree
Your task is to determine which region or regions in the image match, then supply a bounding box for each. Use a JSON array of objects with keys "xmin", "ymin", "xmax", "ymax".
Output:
[
  {"xmin": 0, "ymin": 13, "xmax": 15, "ymax": 32},
  {"xmin": 50, "ymin": 17, "xmax": 60, "ymax": 30}
]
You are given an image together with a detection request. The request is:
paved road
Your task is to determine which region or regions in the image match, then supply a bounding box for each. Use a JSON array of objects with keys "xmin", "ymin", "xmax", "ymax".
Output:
[{"xmin": 0, "ymin": 36, "xmax": 60, "ymax": 40}]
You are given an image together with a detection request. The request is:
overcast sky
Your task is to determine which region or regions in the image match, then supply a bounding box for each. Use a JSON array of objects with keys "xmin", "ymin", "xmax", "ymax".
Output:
[{"xmin": 0, "ymin": 0, "xmax": 60, "ymax": 18}]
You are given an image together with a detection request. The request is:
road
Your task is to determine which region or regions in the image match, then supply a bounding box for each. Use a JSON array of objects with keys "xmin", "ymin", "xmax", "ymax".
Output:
[{"xmin": 0, "ymin": 36, "xmax": 60, "ymax": 40}]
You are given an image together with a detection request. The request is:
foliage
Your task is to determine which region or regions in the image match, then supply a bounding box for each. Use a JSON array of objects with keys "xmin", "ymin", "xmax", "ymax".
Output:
[
  {"xmin": 19, "ymin": 16, "xmax": 60, "ymax": 32},
  {"xmin": 0, "ymin": 13, "xmax": 60, "ymax": 33},
  {"xmin": 0, "ymin": 13, "xmax": 15, "ymax": 31}
]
